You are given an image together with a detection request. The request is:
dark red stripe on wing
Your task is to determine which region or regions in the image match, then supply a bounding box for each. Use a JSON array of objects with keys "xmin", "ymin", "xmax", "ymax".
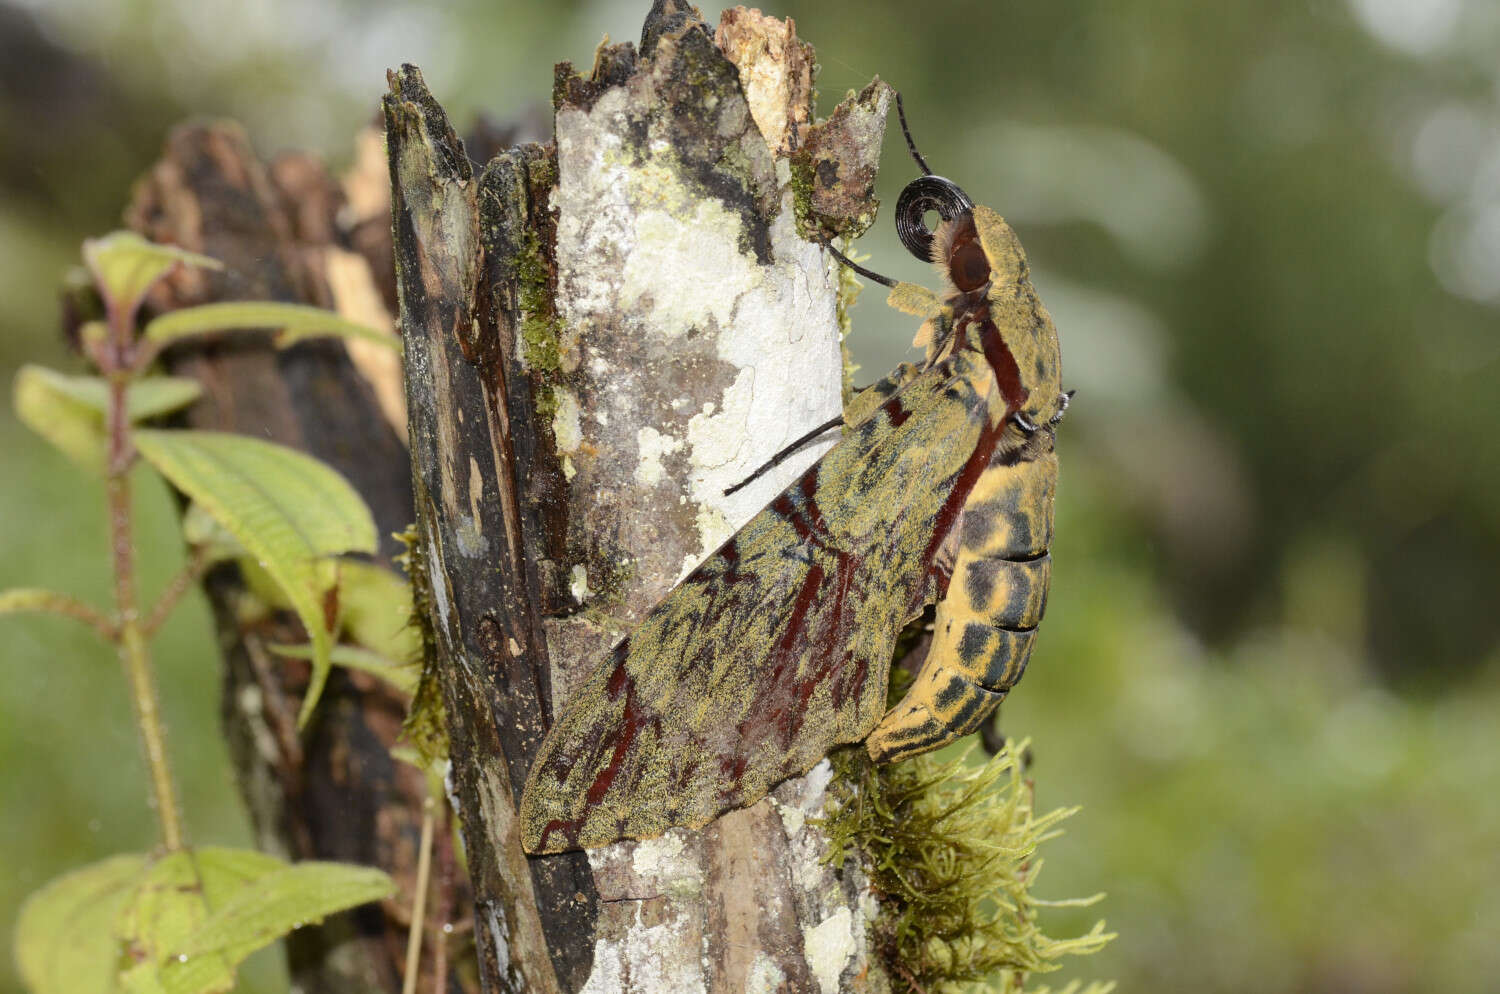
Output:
[{"xmin": 921, "ymin": 415, "xmax": 1008, "ymax": 579}]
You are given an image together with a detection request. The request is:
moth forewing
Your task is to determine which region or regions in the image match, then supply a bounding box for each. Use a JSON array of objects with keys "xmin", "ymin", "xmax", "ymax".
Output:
[
  {"xmin": 519, "ymin": 172, "xmax": 1066, "ymax": 853},
  {"xmin": 519, "ymin": 357, "xmax": 997, "ymax": 854}
]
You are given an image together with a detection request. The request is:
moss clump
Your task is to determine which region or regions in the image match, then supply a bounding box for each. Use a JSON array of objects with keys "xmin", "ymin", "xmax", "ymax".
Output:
[
  {"xmin": 822, "ymin": 740, "xmax": 1114, "ymax": 994},
  {"xmin": 516, "ymin": 227, "xmax": 562, "ymax": 376},
  {"xmin": 833, "ymin": 235, "xmax": 866, "ymax": 406},
  {"xmin": 394, "ymin": 524, "xmax": 448, "ymax": 765},
  {"xmin": 788, "ymin": 150, "xmax": 820, "ymax": 241}
]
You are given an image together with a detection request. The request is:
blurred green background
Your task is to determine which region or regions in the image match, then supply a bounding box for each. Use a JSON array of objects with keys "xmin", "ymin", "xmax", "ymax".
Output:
[{"xmin": 3, "ymin": 0, "xmax": 1497, "ymax": 991}]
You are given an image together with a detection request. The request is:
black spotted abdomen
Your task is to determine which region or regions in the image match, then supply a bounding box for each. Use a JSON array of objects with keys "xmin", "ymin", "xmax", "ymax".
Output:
[{"xmin": 866, "ymin": 451, "xmax": 1057, "ymax": 763}]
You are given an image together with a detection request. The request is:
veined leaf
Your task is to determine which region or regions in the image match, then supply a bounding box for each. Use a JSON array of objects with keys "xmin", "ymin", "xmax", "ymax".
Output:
[
  {"xmin": 270, "ymin": 643, "xmax": 419, "ymax": 695},
  {"xmin": 13, "ymin": 366, "xmax": 205, "ymax": 472},
  {"xmin": 114, "ymin": 852, "xmax": 238, "ymax": 994},
  {"xmin": 144, "ymin": 301, "xmax": 399, "ymax": 353},
  {"xmin": 133, "ymin": 429, "xmax": 378, "ymax": 725},
  {"xmin": 169, "ymin": 861, "xmax": 393, "ymax": 967},
  {"xmin": 15, "ymin": 847, "xmax": 390, "ymax": 994},
  {"xmin": 82, "ymin": 232, "xmax": 220, "ymax": 318},
  {"xmin": 15, "ymin": 853, "xmax": 146, "ymax": 994}
]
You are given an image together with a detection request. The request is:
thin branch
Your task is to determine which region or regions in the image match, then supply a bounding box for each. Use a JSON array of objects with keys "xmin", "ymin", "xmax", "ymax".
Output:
[
  {"xmin": 140, "ymin": 546, "xmax": 210, "ymax": 637},
  {"xmin": 105, "ymin": 300, "xmax": 185, "ymax": 851},
  {"xmin": 0, "ymin": 589, "xmax": 116, "ymax": 641},
  {"xmin": 402, "ymin": 796, "xmax": 436, "ymax": 994}
]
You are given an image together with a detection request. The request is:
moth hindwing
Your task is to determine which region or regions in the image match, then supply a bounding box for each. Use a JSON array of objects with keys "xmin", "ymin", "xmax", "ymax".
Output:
[{"xmin": 520, "ymin": 171, "xmax": 1065, "ymax": 854}]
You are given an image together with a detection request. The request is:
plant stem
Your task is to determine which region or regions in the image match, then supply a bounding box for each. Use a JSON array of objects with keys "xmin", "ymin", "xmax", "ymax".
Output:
[
  {"xmin": 106, "ymin": 305, "xmax": 186, "ymax": 852},
  {"xmin": 141, "ymin": 547, "xmax": 209, "ymax": 637},
  {"xmin": 401, "ymin": 796, "xmax": 435, "ymax": 994}
]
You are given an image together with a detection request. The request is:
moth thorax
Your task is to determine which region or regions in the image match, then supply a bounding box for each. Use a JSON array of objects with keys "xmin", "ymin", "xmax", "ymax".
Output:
[{"xmin": 933, "ymin": 213, "xmax": 990, "ymax": 294}]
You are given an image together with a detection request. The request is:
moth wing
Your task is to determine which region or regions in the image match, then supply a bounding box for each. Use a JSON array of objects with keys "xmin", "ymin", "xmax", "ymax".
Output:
[{"xmin": 520, "ymin": 354, "xmax": 996, "ymax": 853}]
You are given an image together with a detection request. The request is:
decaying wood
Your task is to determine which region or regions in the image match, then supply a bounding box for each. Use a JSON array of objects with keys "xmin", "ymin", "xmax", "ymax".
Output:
[
  {"xmin": 389, "ymin": 2, "xmax": 896, "ymax": 991},
  {"xmin": 124, "ymin": 124, "xmax": 463, "ymax": 994}
]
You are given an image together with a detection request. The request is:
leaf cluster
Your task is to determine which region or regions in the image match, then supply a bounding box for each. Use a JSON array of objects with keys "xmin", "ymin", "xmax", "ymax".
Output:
[
  {"xmin": 3, "ymin": 232, "xmax": 419, "ymax": 994},
  {"xmin": 14, "ymin": 848, "xmax": 393, "ymax": 994}
]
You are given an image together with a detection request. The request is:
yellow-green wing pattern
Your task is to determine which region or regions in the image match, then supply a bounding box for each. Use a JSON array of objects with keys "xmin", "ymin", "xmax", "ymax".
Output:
[{"xmin": 520, "ymin": 352, "xmax": 1008, "ymax": 853}]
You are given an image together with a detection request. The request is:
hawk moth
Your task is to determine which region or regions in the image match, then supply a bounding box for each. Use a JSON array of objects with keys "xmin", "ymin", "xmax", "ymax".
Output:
[{"xmin": 520, "ymin": 116, "xmax": 1066, "ymax": 855}]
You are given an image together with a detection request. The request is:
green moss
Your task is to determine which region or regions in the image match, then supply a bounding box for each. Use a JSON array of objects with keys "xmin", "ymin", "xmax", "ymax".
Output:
[
  {"xmin": 833, "ymin": 235, "xmax": 865, "ymax": 406},
  {"xmin": 516, "ymin": 227, "xmax": 562, "ymax": 376},
  {"xmin": 789, "ymin": 151, "xmax": 820, "ymax": 241},
  {"xmin": 822, "ymin": 739, "xmax": 1114, "ymax": 994},
  {"xmin": 394, "ymin": 524, "xmax": 448, "ymax": 765}
]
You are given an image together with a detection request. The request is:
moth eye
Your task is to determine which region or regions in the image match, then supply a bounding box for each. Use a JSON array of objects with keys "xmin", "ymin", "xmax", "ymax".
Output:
[{"xmin": 950, "ymin": 241, "xmax": 989, "ymax": 293}]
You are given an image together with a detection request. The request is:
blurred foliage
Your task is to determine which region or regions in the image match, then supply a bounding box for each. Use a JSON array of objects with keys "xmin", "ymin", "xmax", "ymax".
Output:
[{"xmin": 1, "ymin": 0, "xmax": 1496, "ymax": 992}]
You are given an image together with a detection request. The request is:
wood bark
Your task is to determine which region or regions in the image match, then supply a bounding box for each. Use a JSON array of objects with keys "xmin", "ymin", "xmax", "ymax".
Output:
[
  {"xmin": 123, "ymin": 124, "xmax": 467, "ymax": 993},
  {"xmin": 389, "ymin": 3, "xmax": 896, "ymax": 991}
]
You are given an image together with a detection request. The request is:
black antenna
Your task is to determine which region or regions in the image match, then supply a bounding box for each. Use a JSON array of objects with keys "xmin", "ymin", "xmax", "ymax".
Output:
[
  {"xmin": 723, "ymin": 415, "xmax": 846, "ymax": 496},
  {"xmin": 824, "ymin": 240, "xmax": 896, "ymax": 288},
  {"xmin": 896, "ymin": 92, "xmax": 933, "ymax": 176}
]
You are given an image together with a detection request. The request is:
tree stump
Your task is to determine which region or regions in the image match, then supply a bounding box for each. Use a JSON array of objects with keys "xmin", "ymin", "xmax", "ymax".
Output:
[{"xmin": 388, "ymin": 2, "xmax": 896, "ymax": 991}]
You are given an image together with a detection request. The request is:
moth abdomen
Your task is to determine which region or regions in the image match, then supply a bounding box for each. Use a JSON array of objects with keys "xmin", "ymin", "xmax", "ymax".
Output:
[{"xmin": 864, "ymin": 449, "xmax": 1057, "ymax": 764}]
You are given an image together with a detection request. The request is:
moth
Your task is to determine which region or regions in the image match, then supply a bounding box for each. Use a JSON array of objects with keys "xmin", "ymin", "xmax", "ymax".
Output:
[{"xmin": 520, "ymin": 105, "xmax": 1066, "ymax": 854}]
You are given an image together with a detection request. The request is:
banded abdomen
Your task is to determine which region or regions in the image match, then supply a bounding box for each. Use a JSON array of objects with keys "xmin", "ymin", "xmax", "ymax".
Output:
[{"xmin": 865, "ymin": 446, "xmax": 1057, "ymax": 762}]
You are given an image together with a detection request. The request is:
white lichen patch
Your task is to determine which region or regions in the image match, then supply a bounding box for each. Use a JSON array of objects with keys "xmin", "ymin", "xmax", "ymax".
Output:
[
  {"xmin": 682, "ymin": 194, "xmax": 842, "ymax": 529},
  {"xmin": 772, "ymin": 758, "xmax": 831, "ymax": 839},
  {"xmin": 570, "ymin": 564, "xmax": 590, "ymax": 603},
  {"xmin": 629, "ymin": 831, "xmax": 703, "ymax": 899},
  {"xmin": 552, "ymin": 387, "xmax": 583, "ymax": 453},
  {"xmin": 579, "ymin": 904, "xmax": 706, "ymax": 994},
  {"xmin": 553, "ymin": 94, "xmax": 842, "ymax": 557},
  {"xmin": 485, "ymin": 906, "xmax": 511, "ymax": 977},
  {"xmin": 425, "ymin": 537, "xmax": 452, "ymax": 632},
  {"xmin": 636, "ymin": 425, "xmax": 684, "ymax": 487},
  {"xmin": 679, "ymin": 504, "xmax": 735, "ymax": 582},
  {"xmin": 746, "ymin": 952, "xmax": 787, "ymax": 994},
  {"xmin": 453, "ymin": 456, "xmax": 490, "ymax": 558},
  {"xmin": 803, "ymin": 907, "xmax": 855, "ymax": 994}
]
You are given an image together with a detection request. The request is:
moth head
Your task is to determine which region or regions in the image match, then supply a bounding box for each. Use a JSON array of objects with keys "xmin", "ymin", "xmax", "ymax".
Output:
[{"xmin": 896, "ymin": 175, "xmax": 991, "ymax": 293}]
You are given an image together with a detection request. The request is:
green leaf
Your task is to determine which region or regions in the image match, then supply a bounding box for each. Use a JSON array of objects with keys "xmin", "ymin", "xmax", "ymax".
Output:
[
  {"xmin": 15, "ymin": 853, "xmax": 146, "ymax": 994},
  {"xmin": 133, "ymin": 430, "xmax": 377, "ymax": 725},
  {"xmin": 270, "ymin": 643, "xmax": 419, "ymax": 695},
  {"xmin": 23, "ymin": 369, "xmax": 203, "ymax": 422},
  {"xmin": 13, "ymin": 366, "xmax": 205, "ymax": 472},
  {"xmin": 143, "ymin": 301, "xmax": 399, "ymax": 353},
  {"xmin": 170, "ymin": 861, "xmax": 393, "ymax": 967},
  {"xmin": 113, "ymin": 852, "xmax": 236, "ymax": 994},
  {"xmin": 14, "ymin": 848, "xmax": 386, "ymax": 994},
  {"xmin": 179, "ymin": 504, "xmax": 246, "ymax": 562},
  {"xmin": 82, "ymin": 232, "xmax": 220, "ymax": 318},
  {"xmin": 14, "ymin": 365, "xmax": 110, "ymax": 471},
  {"xmin": 334, "ymin": 560, "xmax": 421, "ymax": 663}
]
